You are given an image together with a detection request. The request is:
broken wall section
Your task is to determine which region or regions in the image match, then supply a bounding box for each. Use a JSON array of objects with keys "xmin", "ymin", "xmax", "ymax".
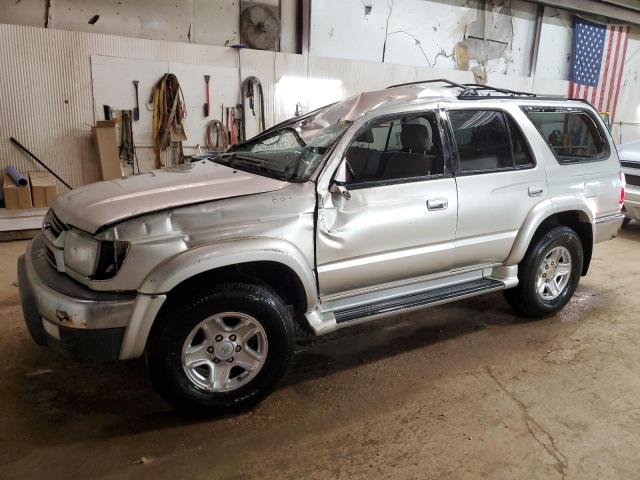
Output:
[{"xmin": 310, "ymin": 0, "xmax": 538, "ymax": 79}]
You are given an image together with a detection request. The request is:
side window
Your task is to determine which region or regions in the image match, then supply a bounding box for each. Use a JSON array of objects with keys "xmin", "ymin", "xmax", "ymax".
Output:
[
  {"xmin": 344, "ymin": 112, "xmax": 444, "ymax": 185},
  {"xmin": 449, "ymin": 110, "xmax": 534, "ymax": 172},
  {"xmin": 449, "ymin": 110, "xmax": 512, "ymax": 172},
  {"xmin": 507, "ymin": 115, "xmax": 534, "ymax": 167},
  {"xmin": 523, "ymin": 109, "xmax": 607, "ymax": 163}
]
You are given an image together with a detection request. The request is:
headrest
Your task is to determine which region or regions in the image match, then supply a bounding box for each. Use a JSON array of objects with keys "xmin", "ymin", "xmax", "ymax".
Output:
[
  {"xmin": 354, "ymin": 129, "xmax": 375, "ymax": 144},
  {"xmin": 400, "ymin": 124, "xmax": 429, "ymax": 153}
]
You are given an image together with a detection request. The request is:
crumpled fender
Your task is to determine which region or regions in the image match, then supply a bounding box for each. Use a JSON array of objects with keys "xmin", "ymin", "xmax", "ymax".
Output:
[
  {"xmin": 138, "ymin": 237, "xmax": 318, "ymax": 307},
  {"xmin": 504, "ymin": 196, "xmax": 594, "ymax": 265},
  {"xmin": 119, "ymin": 238, "xmax": 318, "ymax": 360}
]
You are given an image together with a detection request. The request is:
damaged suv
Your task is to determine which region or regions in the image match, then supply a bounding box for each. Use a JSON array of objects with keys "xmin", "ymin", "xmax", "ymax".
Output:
[{"xmin": 18, "ymin": 79, "xmax": 624, "ymax": 413}]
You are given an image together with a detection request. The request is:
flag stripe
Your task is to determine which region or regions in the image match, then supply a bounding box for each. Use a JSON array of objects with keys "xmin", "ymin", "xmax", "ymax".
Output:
[
  {"xmin": 606, "ymin": 26, "xmax": 623, "ymax": 113},
  {"xmin": 596, "ymin": 25, "xmax": 614, "ymax": 110},
  {"xmin": 611, "ymin": 26, "xmax": 630, "ymax": 121}
]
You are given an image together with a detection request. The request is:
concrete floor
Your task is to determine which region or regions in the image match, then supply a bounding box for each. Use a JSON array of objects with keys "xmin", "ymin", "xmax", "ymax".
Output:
[{"xmin": 1, "ymin": 225, "xmax": 639, "ymax": 479}]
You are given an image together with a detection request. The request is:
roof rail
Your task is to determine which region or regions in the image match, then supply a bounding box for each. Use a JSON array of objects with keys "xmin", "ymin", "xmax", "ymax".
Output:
[
  {"xmin": 386, "ymin": 78, "xmax": 540, "ymax": 100},
  {"xmin": 458, "ymin": 83, "xmax": 537, "ymax": 98},
  {"xmin": 386, "ymin": 78, "xmax": 467, "ymax": 90}
]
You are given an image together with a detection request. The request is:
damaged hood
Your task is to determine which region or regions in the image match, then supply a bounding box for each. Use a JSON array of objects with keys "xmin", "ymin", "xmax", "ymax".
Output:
[{"xmin": 53, "ymin": 162, "xmax": 290, "ymax": 233}]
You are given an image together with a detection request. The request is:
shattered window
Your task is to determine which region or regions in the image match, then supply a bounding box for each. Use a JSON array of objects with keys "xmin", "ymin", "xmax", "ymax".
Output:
[{"xmin": 215, "ymin": 107, "xmax": 351, "ymax": 182}]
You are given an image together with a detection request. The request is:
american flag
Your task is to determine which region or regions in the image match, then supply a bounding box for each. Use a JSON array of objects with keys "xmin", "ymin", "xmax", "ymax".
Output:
[{"xmin": 568, "ymin": 17, "xmax": 630, "ymax": 120}]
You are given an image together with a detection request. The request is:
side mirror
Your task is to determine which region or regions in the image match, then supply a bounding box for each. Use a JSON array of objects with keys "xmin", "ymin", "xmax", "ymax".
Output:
[{"xmin": 330, "ymin": 180, "xmax": 351, "ymax": 200}]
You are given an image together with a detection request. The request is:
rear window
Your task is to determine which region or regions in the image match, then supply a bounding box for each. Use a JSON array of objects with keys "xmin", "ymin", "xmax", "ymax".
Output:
[{"xmin": 522, "ymin": 108, "xmax": 608, "ymax": 164}]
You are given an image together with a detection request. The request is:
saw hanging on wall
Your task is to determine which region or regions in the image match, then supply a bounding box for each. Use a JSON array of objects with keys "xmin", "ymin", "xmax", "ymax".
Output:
[{"xmin": 240, "ymin": 2, "xmax": 281, "ymax": 51}]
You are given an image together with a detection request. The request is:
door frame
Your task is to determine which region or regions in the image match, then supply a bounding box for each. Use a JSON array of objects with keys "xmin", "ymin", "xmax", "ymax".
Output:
[{"xmin": 313, "ymin": 105, "xmax": 460, "ymax": 299}]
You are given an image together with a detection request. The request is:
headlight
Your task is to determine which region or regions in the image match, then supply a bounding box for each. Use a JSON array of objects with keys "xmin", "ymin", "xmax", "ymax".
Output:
[
  {"xmin": 64, "ymin": 229, "xmax": 129, "ymax": 279},
  {"xmin": 64, "ymin": 230, "xmax": 100, "ymax": 276}
]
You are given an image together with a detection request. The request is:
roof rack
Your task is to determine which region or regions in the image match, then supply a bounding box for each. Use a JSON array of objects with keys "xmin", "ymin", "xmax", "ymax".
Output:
[
  {"xmin": 386, "ymin": 78, "xmax": 467, "ymax": 90},
  {"xmin": 386, "ymin": 78, "xmax": 542, "ymax": 100}
]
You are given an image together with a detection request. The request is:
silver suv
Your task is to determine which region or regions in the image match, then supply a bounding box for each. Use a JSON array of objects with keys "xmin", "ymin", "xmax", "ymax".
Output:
[
  {"xmin": 18, "ymin": 79, "xmax": 624, "ymax": 413},
  {"xmin": 619, "ymin": 140, "xmax": 640, "ymax": 224}
]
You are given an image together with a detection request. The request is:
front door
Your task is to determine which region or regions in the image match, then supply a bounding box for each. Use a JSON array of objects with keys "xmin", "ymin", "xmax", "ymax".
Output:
[{"xmin": 316, "ymin": 110, "xmax": 458, "ymax": 298}]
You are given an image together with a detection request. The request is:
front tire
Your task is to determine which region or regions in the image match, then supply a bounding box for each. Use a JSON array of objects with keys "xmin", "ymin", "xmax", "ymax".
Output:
[
  {"xmin": 146, "ymin": 282, "xmax": 295, "ymax": 414},
  {"xmin": 504, "ymin": 226, "xmax": 583, "ymax": 318}
]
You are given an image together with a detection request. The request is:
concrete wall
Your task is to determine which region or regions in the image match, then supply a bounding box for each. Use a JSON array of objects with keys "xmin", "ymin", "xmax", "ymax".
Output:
[
  {"xmin": 309, "ymin": 0, "xmax": 640, "ymax": 142},
  {"xmin": 0, "ymin": 0, "xmax": 300, "ymax": 53},
  {"xmin": 310, "ymin": 0, "xmax": 538, "ymax": 77}
]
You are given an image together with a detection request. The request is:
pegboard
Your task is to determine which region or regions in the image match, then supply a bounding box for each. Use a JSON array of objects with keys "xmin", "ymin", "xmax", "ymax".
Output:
[{"xmin": 90, "ymin": 55, "xmax": 240, "ymax": 148}]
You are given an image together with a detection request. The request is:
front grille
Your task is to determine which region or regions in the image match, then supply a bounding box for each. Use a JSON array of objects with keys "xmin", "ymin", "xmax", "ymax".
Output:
[
  {"xmin": 47, "ymin": 210, "xmax": 68, "ymax": 237},
  {"xmin": 621, "ymin": 161, "xmax": 640, "ymax": 170},
  {"xmin": 43, "ymin": 210, "xmax": 68, "ymax": 272},
  {"xmin": 45, "ymin": 246, "xmax": 57, "ymax": 270},
  {"xmin": 626, "ymin": 174, "xmax": 640, "ymax": 187}
]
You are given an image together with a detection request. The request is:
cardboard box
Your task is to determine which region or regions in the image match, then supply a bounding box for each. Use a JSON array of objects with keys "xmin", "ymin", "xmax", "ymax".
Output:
[
  {"xmin": 92, "ymin": 120, "xmax": 123, "ymax": 180},
  {"xmin": 29, "ymin": 171, "xmax": 58, "ymax": 207},
  {"xmin": 3, "ymin": 173, "xmax": 32, "ymax": 209}
]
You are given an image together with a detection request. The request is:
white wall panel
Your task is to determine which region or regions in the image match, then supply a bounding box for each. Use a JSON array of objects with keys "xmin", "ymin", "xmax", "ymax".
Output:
[{"xmin": 0, "ymin": 22, "xmax": 639, "ymax": 198}]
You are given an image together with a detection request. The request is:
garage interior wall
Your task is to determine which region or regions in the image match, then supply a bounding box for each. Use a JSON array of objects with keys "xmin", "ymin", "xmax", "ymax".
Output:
[{"xmin": 0, "ymin": 0, "xmax": 639, "ymax": 193}]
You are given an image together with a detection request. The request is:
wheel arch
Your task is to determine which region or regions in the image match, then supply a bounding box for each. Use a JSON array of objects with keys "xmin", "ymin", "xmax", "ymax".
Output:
[
  {"xmin": 120, "ymin": 239, "xmax": 318, "ymax": 360},
  {"xmin": 506, "ymin": 199, "xmax": 594, "ymax": 275}
]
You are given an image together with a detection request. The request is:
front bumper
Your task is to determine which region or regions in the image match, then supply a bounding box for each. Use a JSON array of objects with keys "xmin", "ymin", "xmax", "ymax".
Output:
[
  {"xmin": 17, "ymin": 235, "xmax": 137, "ymax": 361},
  {"xmin": 623, "ymin": 185, "xmax": 640, "ymax": 221}
]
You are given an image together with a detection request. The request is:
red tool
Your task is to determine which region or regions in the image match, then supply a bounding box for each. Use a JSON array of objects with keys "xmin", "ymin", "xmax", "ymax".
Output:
[{"xmin": 204, "ymin": 75, "xmax": 210, "ymax": 117}]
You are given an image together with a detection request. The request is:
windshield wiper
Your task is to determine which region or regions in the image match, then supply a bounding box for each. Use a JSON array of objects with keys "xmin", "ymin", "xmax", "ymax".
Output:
[{"xmin": 219, "ymin": 153, "xmax": 293, "ymax": 181}]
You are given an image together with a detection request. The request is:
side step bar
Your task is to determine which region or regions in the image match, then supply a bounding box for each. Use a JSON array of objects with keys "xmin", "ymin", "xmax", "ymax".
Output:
[{"xmin": 334, "ymin": 278, "xmax": 504, "ymax": 324}]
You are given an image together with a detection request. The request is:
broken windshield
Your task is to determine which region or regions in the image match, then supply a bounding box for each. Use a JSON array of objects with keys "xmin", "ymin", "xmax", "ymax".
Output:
[{"xmin": 213, "ymin": 106, "xmax": 352, "ymax": 182}]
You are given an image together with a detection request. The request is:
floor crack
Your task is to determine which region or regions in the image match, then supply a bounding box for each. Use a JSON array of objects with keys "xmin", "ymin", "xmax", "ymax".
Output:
[{"xmin": 484, "ymin": 366, "xmax": 568, "ymax": 479}]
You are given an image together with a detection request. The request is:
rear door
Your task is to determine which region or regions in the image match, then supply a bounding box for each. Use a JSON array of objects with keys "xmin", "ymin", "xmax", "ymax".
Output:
[
  {"xmin": 445, "ymin": 106, "xmax": 549, "ymax": 268},
  {"xmin": 316, "ymin": 110, "xmax": 458, "ymax": 298}
]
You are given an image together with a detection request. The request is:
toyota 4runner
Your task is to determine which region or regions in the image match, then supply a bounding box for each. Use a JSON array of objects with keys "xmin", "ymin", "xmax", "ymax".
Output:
[{"xmin": 18, "ymin": 79, "xmax": 625, "ymax": 413}]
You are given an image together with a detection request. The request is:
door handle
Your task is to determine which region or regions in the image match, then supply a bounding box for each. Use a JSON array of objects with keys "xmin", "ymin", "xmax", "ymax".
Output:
[
  {"xmin": 528, "ymin": 186, "xmax": 544, "ymax": 197},
  {"xmin": 427, "ymin": 198, "xmax": 448, "ymax": 211}
]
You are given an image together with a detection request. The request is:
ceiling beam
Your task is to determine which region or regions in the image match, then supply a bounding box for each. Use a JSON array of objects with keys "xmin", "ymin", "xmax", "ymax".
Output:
[{"xmin": 525, "ymin": 0, "xmax": 640, "ymax": 26}]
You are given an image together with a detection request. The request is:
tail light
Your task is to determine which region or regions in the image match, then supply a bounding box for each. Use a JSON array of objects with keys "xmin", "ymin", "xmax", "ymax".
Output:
[{"xmin": 620, "ymin": 171, "xmax": 626, "ymax": 205}]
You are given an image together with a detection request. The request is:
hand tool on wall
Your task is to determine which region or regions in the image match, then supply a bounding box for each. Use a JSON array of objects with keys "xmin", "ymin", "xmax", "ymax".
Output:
[
  {"xmin": 119, "ymin": 110, "xmax": 140, "ymax": 173},
  {"xmin": 241, "ymin": 76, "xmax": 265, "ymax": 140},
  {"xmin": 228, "ymin": 107, "xmax": 240, "ymax": 146},
  {"xmin": 103, "ymin": 105, "xmax": 112, "ymax": 120},
  {"xmin": 132, "ymin": 80, "xmax": 140, "ymax": 121},
  {"xmin": 203, "ymin": 75, "xmax": 211, "ymax": 117},
  {"xmin": 150, "ymin": 73, "xmax": 187, "ymax": 169},
  {"xmin": 9, "ymin": 137, "xmax": 72, "ymax": 189},
  {"xmin": 205, "ymin": 119, "xmax": 230, "ymax": 151}
]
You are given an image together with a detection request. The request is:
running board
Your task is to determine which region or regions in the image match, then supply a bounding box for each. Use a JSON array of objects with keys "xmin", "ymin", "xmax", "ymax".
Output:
[{"xmin": 333, "ymin": 278, "xmax": 504, "ymax": 324}]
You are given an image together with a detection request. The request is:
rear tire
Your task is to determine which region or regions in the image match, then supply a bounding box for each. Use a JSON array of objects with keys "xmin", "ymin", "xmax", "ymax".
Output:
[
  {"xmin": 504, "ymin": 226, "xmax": 583, "ymax": 318},
  {"xmin": 622, "ymin": 217, "xmax": 632, "ymax": 227},
  {"xmin": 146, "ymin": 282, "xmax": 295, "ymax": 414}
]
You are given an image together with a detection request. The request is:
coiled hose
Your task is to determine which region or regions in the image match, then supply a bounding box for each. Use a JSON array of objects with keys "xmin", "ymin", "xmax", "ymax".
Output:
[{"xmin": 205, "ymin": 119, "xmax": 230, "ymax": 151}]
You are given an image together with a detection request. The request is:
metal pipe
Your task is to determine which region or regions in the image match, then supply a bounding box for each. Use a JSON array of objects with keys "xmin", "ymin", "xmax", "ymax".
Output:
[{"xmin": 9, "ymin": 137, "xmax": 73, "ymax": 190}]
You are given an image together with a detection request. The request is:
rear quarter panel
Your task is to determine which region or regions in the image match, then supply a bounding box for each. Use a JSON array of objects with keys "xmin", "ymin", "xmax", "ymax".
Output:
[{"xmin": 522, "ymin": 104, "xmax": 622, "ymax": 220}]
